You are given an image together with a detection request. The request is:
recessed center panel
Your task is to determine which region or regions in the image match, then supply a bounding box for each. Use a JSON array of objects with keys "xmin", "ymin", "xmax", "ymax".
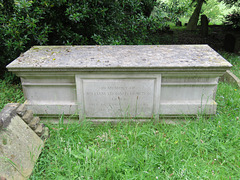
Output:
[{"xmin": 81, "ymin": 79, "xmax": 155, "ymax": 118}]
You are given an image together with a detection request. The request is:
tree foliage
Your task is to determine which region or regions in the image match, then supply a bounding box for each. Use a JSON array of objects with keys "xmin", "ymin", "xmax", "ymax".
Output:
[
  {"xmin": 219, "ymin": 0, "xmax": 239, "ymax": 6},
  {"xmin": 220, "ymin": 0, "xmax": 240, "ymax": 29},
  {"xmin": 225, "ymin": 11, "xmax": 240, "ymax": 29},
  {"xmin": 0, "ymin": 0, "xmax": 165, "ymax": 73},
  {"xmin": 160, "ymin": 0, "xmax": 191, "ymax": 21},
  {"xmin": 186, "ymin": 0, "xmax": 207, "ymax": 30}
]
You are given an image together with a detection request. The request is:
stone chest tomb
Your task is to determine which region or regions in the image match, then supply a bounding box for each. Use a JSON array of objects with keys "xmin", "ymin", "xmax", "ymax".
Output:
[{"xmin": 7, "ymin": 45, "xmax": 232, "ymax": 121}]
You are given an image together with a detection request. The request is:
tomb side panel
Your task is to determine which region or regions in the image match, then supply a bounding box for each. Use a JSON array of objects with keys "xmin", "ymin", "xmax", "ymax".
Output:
[
  {"xmin": 21, "ymin": 75, "xmax": 77, "ymax": 115},
  {"xmin": 160, "ymin": 75, "xmax": 219, "ymax": 115}
]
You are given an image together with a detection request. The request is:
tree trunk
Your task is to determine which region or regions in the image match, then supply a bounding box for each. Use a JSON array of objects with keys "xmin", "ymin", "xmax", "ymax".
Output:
[
  {"xmin": 186, "ymin": 0, "xmax": 204, "ymax": 30},
  {"xmin": 141, "ymin": 0, "xmax": 157, "ymax": 17}
]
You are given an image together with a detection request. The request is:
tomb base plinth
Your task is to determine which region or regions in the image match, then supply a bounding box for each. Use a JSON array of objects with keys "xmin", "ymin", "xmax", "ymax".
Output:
[{"xmin": 7, "ymin": 45, "xmax": 232, "ymax": 121}]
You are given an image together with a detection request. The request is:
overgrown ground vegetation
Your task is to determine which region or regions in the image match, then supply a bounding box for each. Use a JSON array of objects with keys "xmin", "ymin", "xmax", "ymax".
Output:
[
  {"xmin": 0, "ymin": 74, "xmax": 24, "ymax": 110},
  {"xmin": 221, "ymin": 52, "xmax": 240, "ymax": 79},
  {"xmin": 29, "ymin": 81, "xmax": 240, "ymax": 179}
]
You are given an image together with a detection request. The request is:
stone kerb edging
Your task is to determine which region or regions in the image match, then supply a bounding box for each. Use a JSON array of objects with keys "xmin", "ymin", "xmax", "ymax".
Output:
[
  {"xmin": 220, "ymin": 70, "xmax": 240, "ymax": 88},
  {"xmin": 0, "ymin": 103, "xmax": 49, "ymax": 140}
]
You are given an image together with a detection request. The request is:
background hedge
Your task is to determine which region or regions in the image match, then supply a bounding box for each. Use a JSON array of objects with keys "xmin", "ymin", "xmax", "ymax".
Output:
[{"xmin": 0, "ymin": 0, "xmax": 168, "ymax": 74}]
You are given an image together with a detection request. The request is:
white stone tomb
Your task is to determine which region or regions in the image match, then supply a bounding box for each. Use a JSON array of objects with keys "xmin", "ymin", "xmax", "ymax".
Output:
[{"xmin": 7, "ymin": 45, "xmax": 232, "ymax": 121}]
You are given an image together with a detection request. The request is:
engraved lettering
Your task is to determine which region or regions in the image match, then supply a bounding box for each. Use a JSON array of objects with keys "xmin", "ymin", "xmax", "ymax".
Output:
[{"xmin": 82, "ymin": 79, "xmax": 155, "ymax": 117}]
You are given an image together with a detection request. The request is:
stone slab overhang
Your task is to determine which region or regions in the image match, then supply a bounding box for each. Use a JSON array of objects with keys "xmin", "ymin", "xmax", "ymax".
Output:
[
  {"xmin": 7, "ymin": 45, "xmax": 232, "ymax": 71},
  {"xmin": 7, "ymin": 45, "xmax": 232, "ymax": 120}
]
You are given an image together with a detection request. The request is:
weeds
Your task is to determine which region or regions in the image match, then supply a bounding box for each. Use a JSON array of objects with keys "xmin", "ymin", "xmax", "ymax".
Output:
[
  {"xmin": 29, "ymin": 81, "xmax": 240, "ymax": 179},
  {"xmin": 0, "ymin": 73, "xmax": 24, "ymax": 111},
  {"xmin": 220, "ymin": 52, "xmax": 240, "ymax": 79}
]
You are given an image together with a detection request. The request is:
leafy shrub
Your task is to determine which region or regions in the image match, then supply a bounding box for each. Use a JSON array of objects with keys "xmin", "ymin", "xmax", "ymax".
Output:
[
  {"xmin": 0, "ymin": 0, "xmax": 167, "ymax": 75},
  {"xmin": 224, "ymin": 11, "xmax": 240, "ymax": 29},
  {"xmin": 153, "ymin": 0, "xmax": 191, "ymax": 23}
]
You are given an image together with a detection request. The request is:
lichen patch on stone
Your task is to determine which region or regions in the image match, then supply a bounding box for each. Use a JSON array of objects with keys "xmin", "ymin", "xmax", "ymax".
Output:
[{"xmin": 7, "ymin": 45, "xmax": 232, "ymax": 70}]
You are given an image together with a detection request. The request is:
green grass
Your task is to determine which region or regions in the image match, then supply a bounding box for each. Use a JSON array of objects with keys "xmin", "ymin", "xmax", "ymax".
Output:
[
  {"xmin": 29, "ymin": 82, "xmax": 240, "ymax": 179},
  {"xmin": 0, "ymin": 73, "xmax": 25, "ymax": 111}
]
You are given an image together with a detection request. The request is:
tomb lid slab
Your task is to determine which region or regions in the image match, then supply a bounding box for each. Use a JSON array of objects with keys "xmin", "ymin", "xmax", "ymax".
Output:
[{"xmin": 7, "ymin": 45, "xmax": 232, "ymax": 71}]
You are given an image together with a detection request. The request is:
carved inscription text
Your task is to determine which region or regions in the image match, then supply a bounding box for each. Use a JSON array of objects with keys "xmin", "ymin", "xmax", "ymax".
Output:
[{"xmin": 82, "ymin": 79, "xmax": 155, "ymax": 118}]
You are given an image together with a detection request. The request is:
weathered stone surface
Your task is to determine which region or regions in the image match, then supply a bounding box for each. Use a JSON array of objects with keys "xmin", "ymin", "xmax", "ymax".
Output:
[
  {"xmin": 22, "ymin": 110, "xmax": 33, "ymax": 124},
  {"xmin": 35, "ymin": 123, "xmax": 44, "ymax": 136},
  {"xmin": 7, "ymin": 45, "xmax": 232, "ymax": 70},
  {"xmin": 220, "ymin": 70, "xmax": 240, "ymax": 88},
  {"xmin": 16, "ymin": 104, "xmax": 27, "ymax": 117},
  {"xmin": 6, "ymin": 45, "xmax": 232, "ymax": 120},
  {"xmin": 41, "ymin": 127, "xmax": 50, "ymax": 140},
  {"xmin": 29, "ymin": 116, "xmax": 40, "ymax": 130},
  {"xmin": 0, "ymin": 103, "xmax": 19, "ymax": 129},
  {"xmin": 81, "ymin": 79, "xmax": 154, "ymax": 117},
  {"xmin": 0, "ymin": 115, "xmax": 44, "ymax": 179},
  {"xmin": 0, "ymin": 120, "xmax": 3, "ymax": 129}
]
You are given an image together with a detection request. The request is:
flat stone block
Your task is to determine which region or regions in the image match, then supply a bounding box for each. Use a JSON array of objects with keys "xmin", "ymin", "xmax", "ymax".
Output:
[
  {"xmin": 29, "ymin": 116, "xmax": 40, "ymax": 130},
  {"xmin": 35, "ymin": 123, "xmax": 44, "ymax": 136},
  {"xmin": 220, "ymin": 70, "xmax": 240, "ymax": 88},
  {"xmin": 0, "ymin": 115, "xmax": 44, "ymax": 179},
  {"xmin": 16, "ymin": 104, "xmax": 27, "ymax": 117},
  {"xmin": 6, "ymin": 45, "xmax": 232, "ymax": 121},
  {"xmin": 41, "ymin": 127, "xmax": 50, "ymax": 140},
  {"xmin": 22, "ymin": 110, "xmax": 33, "ymax": 124},
  {"xmin": 6, "ymin": 45, "xmax": 232, "ymax": 69},
  {"xmin": 0, "ymin": 103, "xmax": 20, "ymax": 129}
]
